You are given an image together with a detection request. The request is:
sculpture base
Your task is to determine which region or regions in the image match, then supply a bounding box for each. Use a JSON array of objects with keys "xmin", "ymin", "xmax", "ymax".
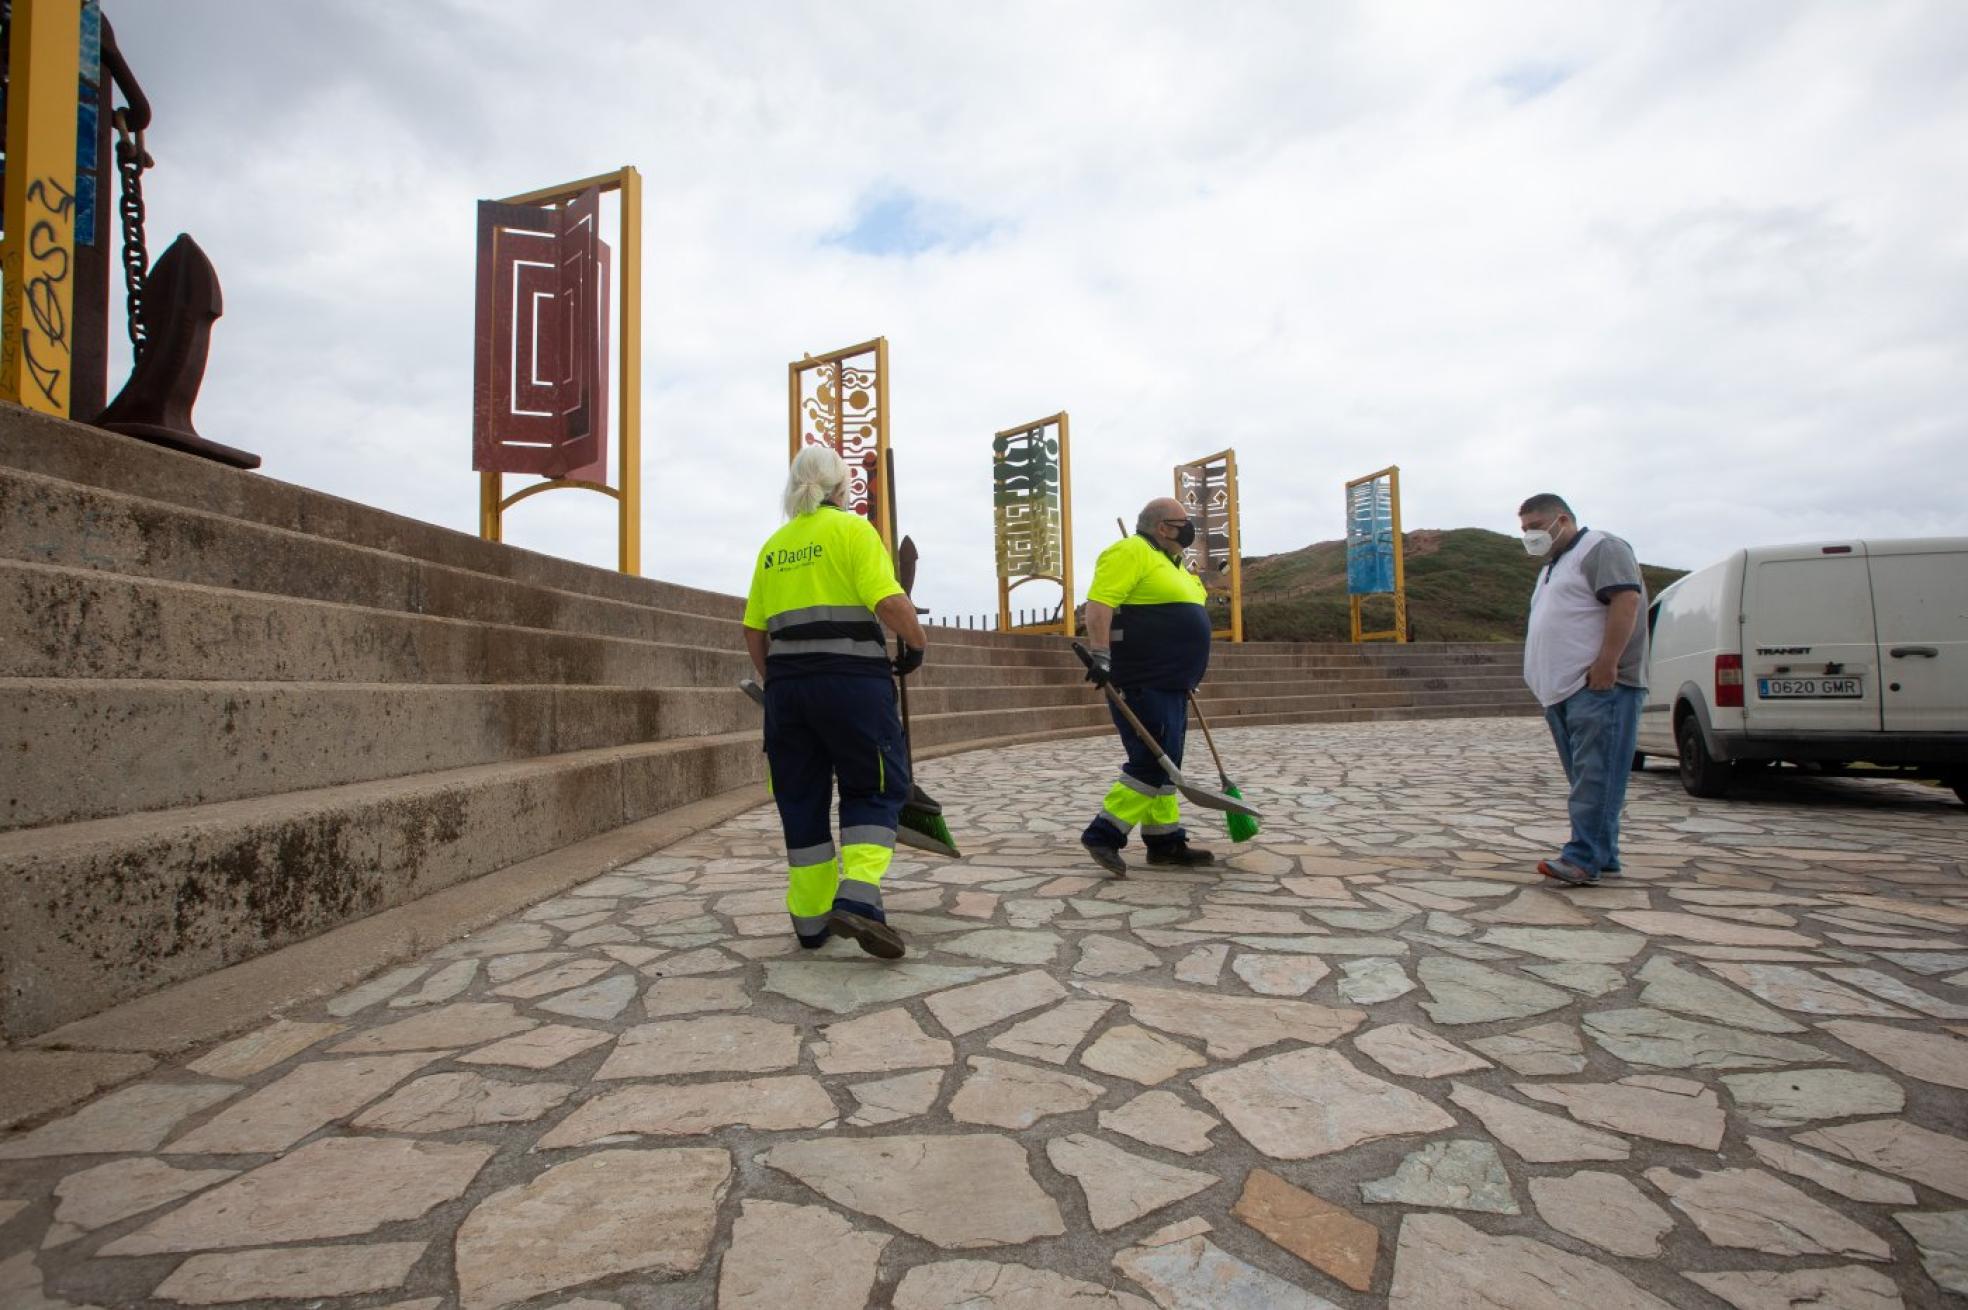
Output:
[{"xmin": 98, "ymin": 420, "xmax": 262, "ymax": 470}]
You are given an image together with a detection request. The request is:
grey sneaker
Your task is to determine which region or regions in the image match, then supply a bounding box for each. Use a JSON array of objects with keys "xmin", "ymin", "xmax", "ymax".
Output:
[{"xmin": 1538, "ymin": 858, "xmax": 1600, "ymax": 888}]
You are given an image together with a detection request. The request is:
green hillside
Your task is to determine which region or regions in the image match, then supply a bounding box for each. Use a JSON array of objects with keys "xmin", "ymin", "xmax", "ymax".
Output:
[{"xmin": 1214, "ymin": 528, "xmax": 1686, "ymax": 643}]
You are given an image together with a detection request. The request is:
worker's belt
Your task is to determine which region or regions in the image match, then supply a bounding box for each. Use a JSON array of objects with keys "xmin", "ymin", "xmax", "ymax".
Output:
[{"xmin": 767, "ymin": 604, "xmax": 886, "ymax": 660}]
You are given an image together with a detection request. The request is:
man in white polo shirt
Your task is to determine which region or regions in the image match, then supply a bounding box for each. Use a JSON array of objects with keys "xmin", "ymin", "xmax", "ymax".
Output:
[{"xmin": 1519, "ymin": 493, "xmax": 1648, "ymax": 887}]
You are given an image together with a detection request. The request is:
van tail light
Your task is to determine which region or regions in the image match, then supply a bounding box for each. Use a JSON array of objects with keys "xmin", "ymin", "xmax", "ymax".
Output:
[{"xmin": 1715, "ymin": 653, "xmax": 1744, "ymax": 708}]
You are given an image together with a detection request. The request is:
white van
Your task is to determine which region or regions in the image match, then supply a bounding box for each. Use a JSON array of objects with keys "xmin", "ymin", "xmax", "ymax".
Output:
[{"xmin": 1636, "ymin": 538, "xmax": 1968, "ymax": 805}]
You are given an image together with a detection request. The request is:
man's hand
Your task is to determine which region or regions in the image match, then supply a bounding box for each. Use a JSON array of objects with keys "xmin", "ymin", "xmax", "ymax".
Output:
[
  {"xmin": 893, "ymin": 644, "xmax": 925, "ymax": 678},
  {"xmin": 1084, "ymin": 648, "xmax": 1113, "ymax": 688},
  {"xmin": 1586, "ymin": 657, "xmax": 1618, "ymax": 691}
]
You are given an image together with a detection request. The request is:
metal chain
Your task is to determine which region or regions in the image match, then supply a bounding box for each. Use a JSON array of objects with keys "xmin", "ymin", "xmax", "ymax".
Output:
[{"xmin": 113, "ymin": 109, "xmax": 154, "ymax": 360}]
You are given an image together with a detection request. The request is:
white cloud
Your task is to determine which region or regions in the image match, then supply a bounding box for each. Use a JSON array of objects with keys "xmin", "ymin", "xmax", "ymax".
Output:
[{"xmin": 114, "ymin": 0, "xmax": 1968, "ymax": 624}]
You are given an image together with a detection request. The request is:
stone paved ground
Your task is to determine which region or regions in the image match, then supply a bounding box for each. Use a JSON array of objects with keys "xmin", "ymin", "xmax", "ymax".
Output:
[{"xmin": 5, "ymin": 718, "xmax": 1968, "ymax": 1309}]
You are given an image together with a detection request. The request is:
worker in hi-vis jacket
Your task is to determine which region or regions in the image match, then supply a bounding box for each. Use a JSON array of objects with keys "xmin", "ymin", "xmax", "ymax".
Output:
[
  {"xmin": 742, "ymin": 445, "xmax": 927, "ymax": 958},
  {"xmin": 1078, "ymin": 496, "xmax": 1216, "ymax": 878}
]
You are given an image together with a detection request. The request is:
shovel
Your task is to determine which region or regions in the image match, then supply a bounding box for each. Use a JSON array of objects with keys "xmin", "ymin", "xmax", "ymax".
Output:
[{"xmin": 1071, "ymin": 642, "xmax": 1263, "ymax": 821}]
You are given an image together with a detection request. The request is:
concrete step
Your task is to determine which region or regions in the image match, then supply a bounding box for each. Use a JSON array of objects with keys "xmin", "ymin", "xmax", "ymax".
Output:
[
  {"xmin": 0, "ymin": 406, "xmax": 745, "ymax": 621},
  {"xmin": 0, "ymin": 729, "xmax": 766, "ymax": 1039},
  {"xmin": 0, "ymin": 559, "xmax": 758, "ymax": 687},
  {"xmin": 4, "ymin": 559, "xmax": 1530, "ymax": 696},
  {"xmin": 1, "ymin": 466, "xmax": 754, "ymax": 647},
  {"xmin": 1191, "ymin": 686, "xmax": 1535, "ymax": 717},
  {"xmin": 8, "ymin": 671, "xmax": 1544, "ymax": 831},
  {"xmin": 1186, "ymin": 701, "xmax": 1540, "ymax": 732},
  {"xmin": 3, "ymin": 680, "xmax": 761, "ymax": 830}
]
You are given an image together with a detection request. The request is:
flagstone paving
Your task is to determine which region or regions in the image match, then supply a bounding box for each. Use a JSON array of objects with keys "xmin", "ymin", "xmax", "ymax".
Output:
[{"xmin": 4, "ymin": 718, "xmax": 1967, "ymax": 1306}]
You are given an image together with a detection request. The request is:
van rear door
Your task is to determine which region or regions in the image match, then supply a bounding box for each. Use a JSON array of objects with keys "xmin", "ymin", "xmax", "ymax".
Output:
[
  {"xmin": 1869, "ymin": 539, "xmax": 1968, "ymax": 733},
  {"xmin": 1740, "ymin": 545, "xmax": 1881, "ymax": 735}
]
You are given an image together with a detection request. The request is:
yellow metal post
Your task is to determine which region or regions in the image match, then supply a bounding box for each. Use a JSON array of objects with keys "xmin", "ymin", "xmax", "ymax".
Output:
[
  {"xmin": 616, "ymin": 167, "xmax": 642, "ymax": 575},
  {"xmin": 787, "ymin": 357, "xmax": 803, "ymax": 462},
  {"xmin": 1390, "ymin": 464, "xmax": 1407, "ymax": 642},
  {"xmin": 874, "ymin": 336, "xmax": 893, "ymax": 561},
  {"xmin": 1058, "ymin": 410, "xmax": 1076, "ymax": 638},
  {"xmin": 1224, "ymin": 449, "xmax": 1244, "ymax": 643},
  {"xmin": 1, "ymin": 0, "xmax": 83, "ymax": 415},
  {"xmin": 480, "ymin": 470, "xmax": 502, "ymax": 541}
]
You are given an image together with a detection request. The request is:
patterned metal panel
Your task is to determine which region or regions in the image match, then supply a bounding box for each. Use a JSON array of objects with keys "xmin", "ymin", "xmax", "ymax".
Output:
[
  {"xmin": 471, "ymin": 187, "xmax": 602, "ymax": 476},
  {"xmin": 993, "ymin": 422, "xmax": 1065, "ymax": 585}
]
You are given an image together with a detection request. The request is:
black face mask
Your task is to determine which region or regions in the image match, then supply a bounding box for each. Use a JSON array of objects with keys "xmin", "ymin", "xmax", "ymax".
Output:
[{"xmin": 1172, "ymin": 521, "xmax": 1196, "ymax": 549}]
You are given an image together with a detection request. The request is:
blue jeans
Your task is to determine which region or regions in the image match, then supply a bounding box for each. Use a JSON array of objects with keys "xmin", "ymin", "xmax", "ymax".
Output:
[{"xmin": 1543, "ymin": 684, "xmax": 1644, "ymax": 876}]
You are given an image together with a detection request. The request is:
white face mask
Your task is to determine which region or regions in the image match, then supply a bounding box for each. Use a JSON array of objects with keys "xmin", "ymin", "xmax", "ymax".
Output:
[{"xmin": 1522, "ymin": 525, "xmax": 1557, "ymax": 556}]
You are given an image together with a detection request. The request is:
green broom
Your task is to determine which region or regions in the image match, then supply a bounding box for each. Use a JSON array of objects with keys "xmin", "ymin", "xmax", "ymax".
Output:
[
  {"xmin": 1188, "ymin": 692, "xmax": 1260, "ymax": 843},
  {"xmin": 891, "ymin": 536, "xmax": 957, "ymax": 856},
  {"xmin": 893, "ymin": 646, "xmax": 959, "ymax": 858}
]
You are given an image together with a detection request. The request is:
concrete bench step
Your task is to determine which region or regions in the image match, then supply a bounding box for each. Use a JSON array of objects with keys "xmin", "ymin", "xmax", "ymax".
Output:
[
  {"xmin": 0, "ymin": 729, "xmax": 766, "ymax": 1038},
  {"xmin": 0, "ymin": 559, "xmax": 755, "ymax": 687},
  {"xmin": 0, "ymin": 407, "xmax": 745, "ymax": 621},
  {"xmin": 1, "ymin": 467, "xmax": 751, "ymax": 647},
  {"xmin": 2, "ymin": 679, "xmax": 762, "ymax": 830}
]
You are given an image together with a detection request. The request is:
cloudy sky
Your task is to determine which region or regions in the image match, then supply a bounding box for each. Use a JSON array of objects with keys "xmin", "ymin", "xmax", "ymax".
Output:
[{"xmin": 116, "ymin": 1, "xmax": 1968, "ymax": 620}]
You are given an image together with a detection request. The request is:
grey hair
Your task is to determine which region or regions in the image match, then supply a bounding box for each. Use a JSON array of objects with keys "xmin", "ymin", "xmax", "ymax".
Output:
[
  {"xmin": 1518, "ymin": 493, "xmax": 1573, "ymax": 520},
  {"xmin": 1136, "ymin": 498, "xmax": 1183, "ymax": 536},
  {"xmin": 784, "ymin": 445, "xmax": 850, "ymax": 519}
]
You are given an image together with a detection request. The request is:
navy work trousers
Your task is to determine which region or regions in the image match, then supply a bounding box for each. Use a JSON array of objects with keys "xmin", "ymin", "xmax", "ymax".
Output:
[
  {"xmin": 1082, "ymin": 685, "xmax": 1190, "ymax": 852},
  {"xmin": 763, "ymin": 673, "xmax": 911, "ymax": 944}
]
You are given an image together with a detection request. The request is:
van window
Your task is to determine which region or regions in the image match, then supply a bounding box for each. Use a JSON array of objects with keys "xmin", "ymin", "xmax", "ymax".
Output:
[
  {"xmin": 1654, "ymin": 567, "xmax": 1729, "ymax": 658},
  {"xmin": 1746, "ymin": 558, "xmax": 1873, "ymax": 645}
]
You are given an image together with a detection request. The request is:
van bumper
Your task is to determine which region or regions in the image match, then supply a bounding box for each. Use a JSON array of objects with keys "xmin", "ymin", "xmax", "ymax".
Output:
[{"xmin": 1715, "ymin": 730, "xmax": 1968, "ymax": 769}]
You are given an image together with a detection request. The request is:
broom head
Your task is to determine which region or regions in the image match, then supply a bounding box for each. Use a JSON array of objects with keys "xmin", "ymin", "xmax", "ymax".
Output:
[
  {"xmin": 898, "ymin": 803, "xmax": 959, "ymax": 858},
  {"xmin": 1223, "ymin": 782, "xmax": 1260, "ymax": 843}
]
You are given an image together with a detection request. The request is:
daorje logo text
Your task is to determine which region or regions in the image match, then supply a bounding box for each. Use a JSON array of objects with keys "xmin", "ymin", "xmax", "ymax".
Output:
[{"xmin": 766, "ymin": 543, "xmax": 825, "ymax": 571}]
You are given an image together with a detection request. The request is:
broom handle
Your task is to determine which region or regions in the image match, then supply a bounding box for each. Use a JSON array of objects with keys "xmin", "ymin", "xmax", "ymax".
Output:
[
  {"xmin": 1070, "ymin": 642, "xmax": 1179, "ymax": 767},
  {"xmin": 895, "ymin": 638, "xmax": 916, "ymax": 773},
  {"xmin": 1187, "ymin": 692, "xmax": 1232, "ymax": 787},
  {"xmin": 1101, "ymin": 683, "xmax": 1174, "ymax": 763}
]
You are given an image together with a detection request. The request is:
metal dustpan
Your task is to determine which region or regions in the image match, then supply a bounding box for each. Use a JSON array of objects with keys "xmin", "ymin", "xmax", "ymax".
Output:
[{"xmin": 1071, "ymin": 644, "xmax": 1263, "ymax": 822}]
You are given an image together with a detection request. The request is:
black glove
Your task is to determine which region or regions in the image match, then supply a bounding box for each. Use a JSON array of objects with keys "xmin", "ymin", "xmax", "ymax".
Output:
[
  {"xmin": 1084, "ymin": 648, "xmax": 1113, "ymax": 687},
  {"xmin": 892, "ymin": 644, "xmax": 925, "ymax": 678}
]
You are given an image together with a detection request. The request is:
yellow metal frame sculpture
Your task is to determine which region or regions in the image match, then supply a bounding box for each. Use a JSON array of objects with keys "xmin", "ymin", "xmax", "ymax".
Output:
[
  {"xmin": 1346, "ymin": 464, "xmax": 1408, "ymax": 643},
  {"xmin": 477, "ymin": 166, "xmax": 644, "ymax": 575},
  {"xmin": 1174, "ymin": 448, "xmax": 1244, "ymax": 642},
  {"xmin": 1, "ymin": 0, "xmax": 83, "ymax": 416},
  {"xmin": 993, "ymin": 410, "xmax": 1075, "ymax": 636},
  {"xmin": 788, "ymin": 337, "xmax": 893, "ymax": 557}
]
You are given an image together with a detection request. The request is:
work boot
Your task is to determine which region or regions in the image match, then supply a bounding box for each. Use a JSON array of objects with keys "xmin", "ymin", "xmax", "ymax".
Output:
[
  {"xmin": 1146, "ymin": 842, "xmax": 1215, "ymax": 868},
  {"xmin": 1080, "ymin": 838, "xmax": 1128, "ymax": 879},
  {"xmin": 827, "ymin": 909, "xmax": 907, "ymax": 960}
]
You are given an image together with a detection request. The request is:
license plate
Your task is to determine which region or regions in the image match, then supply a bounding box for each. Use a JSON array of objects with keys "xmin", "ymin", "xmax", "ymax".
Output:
[{"xmin": 1758, "ymin": 677, "xmax": 1862, "ymax": 699}]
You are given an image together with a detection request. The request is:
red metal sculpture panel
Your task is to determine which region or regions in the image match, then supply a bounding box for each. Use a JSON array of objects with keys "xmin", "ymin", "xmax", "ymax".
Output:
[{"xmin": 472, "ymin": 187, "xmax": 603, "ymax": 476}]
